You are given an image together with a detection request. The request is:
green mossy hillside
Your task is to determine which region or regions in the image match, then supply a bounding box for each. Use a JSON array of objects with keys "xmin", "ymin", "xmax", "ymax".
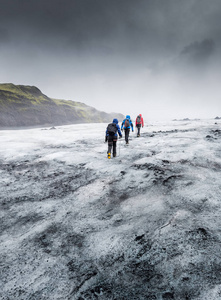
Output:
[
  {"xmin": 0, "ymin": 83, "xmax": 124, "ymax": 128},
  {"xmin": 0, "ymin": 83, "xmax": 50, "ymax": 105}
]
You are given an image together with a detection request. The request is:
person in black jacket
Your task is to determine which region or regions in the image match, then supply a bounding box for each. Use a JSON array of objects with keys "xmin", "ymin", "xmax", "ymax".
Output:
[{"xmin": 105, "ymin": 118, "xmax": 122, "ymax": 159}]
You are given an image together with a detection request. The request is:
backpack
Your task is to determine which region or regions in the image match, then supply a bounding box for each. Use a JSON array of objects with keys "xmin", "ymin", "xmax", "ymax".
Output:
[
  {"xmin": 125, "ymin": 119, "xmax": 130, "ymax": 128},
  {"xmin": 137, "ymin": 115, "xmax": 141, "ymax": 124},
  {"xmin": 107, "ymin": 123, "xmax": 117, "ymax": 135}
]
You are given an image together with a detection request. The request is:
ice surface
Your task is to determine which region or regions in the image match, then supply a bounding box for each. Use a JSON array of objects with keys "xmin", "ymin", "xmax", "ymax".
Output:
[{"xmin": 1, "ymin": 120, "xmax": 221, "ymax": 299}]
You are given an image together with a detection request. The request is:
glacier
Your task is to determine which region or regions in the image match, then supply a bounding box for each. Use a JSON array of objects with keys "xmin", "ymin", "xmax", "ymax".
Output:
[{"xmin": 1, "ymin": 120, "xmax": 221, "ymax": 299}]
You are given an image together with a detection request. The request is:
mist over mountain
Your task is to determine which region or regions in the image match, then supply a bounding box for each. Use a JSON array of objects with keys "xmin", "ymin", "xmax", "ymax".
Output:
[{"xmin": 0, "ymin": 83, "xmax": 124, "ymax": 128}]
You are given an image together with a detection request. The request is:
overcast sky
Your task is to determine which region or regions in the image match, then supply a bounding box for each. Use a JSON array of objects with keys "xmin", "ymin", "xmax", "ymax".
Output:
[{"xmin": 0, "ymin": 0, "xmax": 221, "ymax": 120}]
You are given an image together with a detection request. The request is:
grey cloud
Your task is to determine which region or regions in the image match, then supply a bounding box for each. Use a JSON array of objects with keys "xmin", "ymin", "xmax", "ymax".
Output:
[
  {"xmin": 0, "ymin": 27, "xmax": 10, "ymax": 45},
  {"xmin": 2, "ymin": 0, "xmax": 220, "ymax": 57},
  {"xmin": 181, "ymin": 39, "xmax": 215, "ymax": 64},
  {"xmin": 1, "ymin": 0, "xmax": 221, "ymax": 67},
  {"xmin": 1, "ymin": 0, "xmax": 221, "ymax": 121}
]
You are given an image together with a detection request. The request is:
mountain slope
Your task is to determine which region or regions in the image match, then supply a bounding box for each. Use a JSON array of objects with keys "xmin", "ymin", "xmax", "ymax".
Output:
[{"xmin": 0, "ymin": 83, "xmax": 124, "ymax": 127}]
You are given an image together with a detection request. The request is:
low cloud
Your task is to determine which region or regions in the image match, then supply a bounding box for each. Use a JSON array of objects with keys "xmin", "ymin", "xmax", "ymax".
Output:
[
  {"xmin": 0, "ymin": 27, "xmax": 9, "ymax": 45},
  {"xmin": 180, "ymin": 39, "xmax": 215, "ymax": 64}
]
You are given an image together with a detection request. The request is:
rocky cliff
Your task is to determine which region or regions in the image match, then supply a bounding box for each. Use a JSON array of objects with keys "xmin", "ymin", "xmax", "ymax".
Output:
[{"xmin": 0, "ymin": 83, "xmax": 124, "ymax": 128}]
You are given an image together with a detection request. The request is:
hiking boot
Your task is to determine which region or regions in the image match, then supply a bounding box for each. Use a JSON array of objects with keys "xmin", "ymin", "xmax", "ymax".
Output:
[
  {"xmin": 107, "ymin": 152, "xmax": 111, "ymax": 159},
  {"xmin": 126, "ymin": 141, "xmax": 129, "ymax": 144},
  {"xmin": 113, "ymin": 153, "xmax": 116, "ymax": 157}
]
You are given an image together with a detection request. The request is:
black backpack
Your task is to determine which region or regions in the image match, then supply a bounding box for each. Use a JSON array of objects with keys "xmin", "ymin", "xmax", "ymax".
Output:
[
  {"xmin": 107, "ymin": 123, "xmax": 117, "ymax": 135},
  {"xmin": 137, "ymin": 115, "xmax": 141, "ymax": 124},
  {"xmin": 125, "ymin": 119, "xmax": 130, "ymax": 127}
]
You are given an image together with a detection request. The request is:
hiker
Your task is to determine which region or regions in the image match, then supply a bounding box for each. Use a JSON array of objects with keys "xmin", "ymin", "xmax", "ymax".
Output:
[
  {"xmin": 105, "ymin": 118, "xmax": 122, "ymax": 159},
  {"xmin": 121, "ymin": 115, "xmax": 134, "ymax": 144},
  {"xmin": 135, "ymin": 114, "xmax": 144, "ymax": 137}
]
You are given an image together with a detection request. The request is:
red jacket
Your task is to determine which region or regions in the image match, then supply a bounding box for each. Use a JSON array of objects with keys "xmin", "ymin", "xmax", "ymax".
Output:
[{"xmin": 135, "ymin": 114, "xmax": 144, "ymax": 127}]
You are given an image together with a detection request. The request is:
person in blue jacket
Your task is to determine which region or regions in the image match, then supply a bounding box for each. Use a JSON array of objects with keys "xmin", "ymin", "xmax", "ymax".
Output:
[
  {"xmin": 105, "ymin": 118, "xmax": 122, "ymax": 159},
  {"xmin": 121, "ymin": 115, "xmax": 134, "ymax": 144}
]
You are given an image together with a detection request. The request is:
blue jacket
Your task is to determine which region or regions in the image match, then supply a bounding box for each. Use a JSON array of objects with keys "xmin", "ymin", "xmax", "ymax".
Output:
[
  {"xmin": 121, "ymin": 115, "xmax": 134, "ymax": 130},
  {"xmin": 106, "ymin": 118, "xmax": 122, "ymax": 138}
]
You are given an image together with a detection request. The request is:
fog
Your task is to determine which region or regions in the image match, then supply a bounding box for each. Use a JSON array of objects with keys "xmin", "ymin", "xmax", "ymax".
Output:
[{"xmin": 0, "ymin": 0, "xmax": 221, "ymax": 120}]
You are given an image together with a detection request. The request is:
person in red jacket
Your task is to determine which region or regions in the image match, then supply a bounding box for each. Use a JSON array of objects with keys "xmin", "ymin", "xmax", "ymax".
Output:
[{"xmin": 135, "ymin": 114, "xmax": 144, "ymax": 137}]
